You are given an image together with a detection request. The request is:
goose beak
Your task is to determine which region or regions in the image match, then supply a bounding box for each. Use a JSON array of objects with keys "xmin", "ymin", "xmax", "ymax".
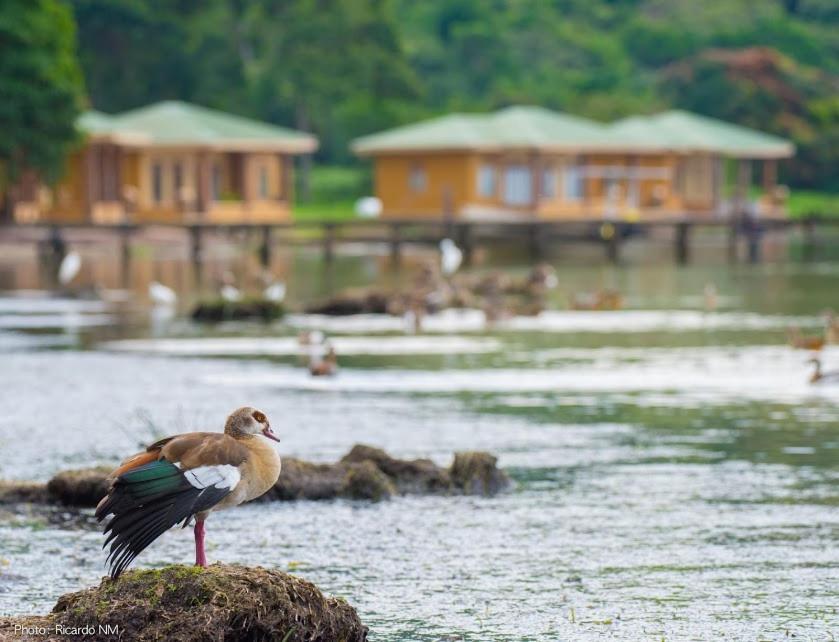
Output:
[{"xmin": 262, "ymin": 425, "xmax": 280, "ymax": 442}]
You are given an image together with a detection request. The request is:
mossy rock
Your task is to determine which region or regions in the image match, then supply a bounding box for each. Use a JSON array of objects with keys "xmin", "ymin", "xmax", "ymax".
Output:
[
  {"xmin": 304, "ymin": 291, "xmax": 389, "ymax": 316},
  {"xmin": 0, "ymin": 481, "xmax": 48, "ymax": 504},
  {"xmin": 340, "ymin": 461, "xmax": 396, "ymax": 501},
  {"xmin": 46, "ymin": 466, "xmax": 110, "ymax": 507},
  {"xmin": 0, "ymin": 564, "xmax": 367, "ymax": 642},
  {"xmin": 449, "ymin": 452, "xmax": 510, "ymax": 496},
  {"xmin": 191, "ymin": 297, "xmax": 285, "ymax": 323},
  {"xmin": 263, "ymin": 458, "xmax": 345, "ymax": 501},
  {"xmin": 340, "ymin": 445, "xmax": 452, "ymax": 494}
]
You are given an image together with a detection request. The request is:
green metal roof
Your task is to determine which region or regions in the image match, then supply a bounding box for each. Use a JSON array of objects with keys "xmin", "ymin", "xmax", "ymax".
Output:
[
  {"xmin": 77, "ymin": 110, "xmax": 150, "ymax": 144},
  {"xmin": 607, "ymin": 110, "xmax": 794, "ymax": 158},
  {"xmin": 78, "ymin": 101, "xmax": 317, "ymax": 153},
  {"xmin": 78, "ymin": 110, "xmax": 117, "ymax": 134},
  {"xmin": 353, "ymin": 106, "xmax": 793, "ymax": 158},
  {"xmin": 352, "ymin": 106, "xmax": 610, "ymax": 154}
]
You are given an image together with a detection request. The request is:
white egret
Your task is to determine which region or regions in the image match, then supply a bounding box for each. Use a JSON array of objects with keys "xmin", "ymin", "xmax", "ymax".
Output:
[
  {"xmin": 355, "ymin": 196, "xmax": 382, "ymax": 219},
  {"xmin": 220, "ymin": 284, "xmax": 241, "ymax": 302},
  {"xmin": 263, "ymin": 282, "xmax": 286, "ymax": 303},
  {"xmin": 149, "ymin": 281, "xmax": 177, "ymax": 306},
  {"xmin": 58, "ymin": 251, "xmax": 82, "ymax": 286},
  {"xmin": 439, "ymin": 238, "xmax": 462, "ymax": 276}
]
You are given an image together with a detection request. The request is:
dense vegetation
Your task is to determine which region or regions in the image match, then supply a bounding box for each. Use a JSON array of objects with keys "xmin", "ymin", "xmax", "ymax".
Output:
[
  {"xmin": 3, "ymin": 1, "xmax": 838, "ymax": 206},
  {"xmin": 67, "ymin": 0, "xmax": 838, "ymax": 193},
  {"xmin": 0, "ymin": 0, "xmax": 84, "ymax": 209}
]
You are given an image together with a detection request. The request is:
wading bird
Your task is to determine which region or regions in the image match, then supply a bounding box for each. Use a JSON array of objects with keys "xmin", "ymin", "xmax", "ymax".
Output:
[
  {"xmin": 149, "ymin": 281, "xmax": 177, "ymax": 306},
  {"xmin": 58, "ymin": 251, "xmax": 82, "ymax": 286},
  {"xmin": 787, "ymin": 326, "xmax": 825, "ymax": 351},
  {"xmin": 440, "ymin": 238, "xmax": 463, "ymax": 276},
  {"xmin": 309, "ymin": 342, "xmax": 338, "ymax": 377},
  {"xmin": 808, "ymin": 358, "xmax": 839, "ymax": 385},
  {"xmin": 263, "ymin": 281, "xmax": 286, "ymax": 303},
  {"xmin": 95, "ymin": 407, "xmax": 281, "ymax": 578},
  {"xmin": 219, "ymin": 271, "xmax": 242, "ymax": 302}
]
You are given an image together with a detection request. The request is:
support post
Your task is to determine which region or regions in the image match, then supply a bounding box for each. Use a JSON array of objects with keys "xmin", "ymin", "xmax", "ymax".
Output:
[
  {"xmin": 457, "ymin": 223, "xmax": 473, "ymax": 266},
  {"xmin": 323, "ymin": 223, "xmax": 335, "ymax": 263},
  {"xmin": 599, "ymin": 221, "xmax": 620, "ymax": 263},
  {"xmin": 120, "ymin": 226, "xmax": 132, "ymax": 288},
  {"xmin": 728, "ymin": 216, "xmax": 739, "ymax": 263},
  {"xmin": 675, "ymin": 222, "xmax": 691, "ymax": 265},
  {"xmin": 606, "ymin": 231, "xmax": 620, "ymax": 264},
  {"xmin": 528, "ymin": 222, "xmax": 546, "ymax": 261},
  {"xmin": 802, "ymin": 216, "xmax": 816, "ymax": 260},
  {"xmin": 746, "ymin": 220, "xmax": 762, "ymax": 264},
  {"xmin": 190, "ymin": 225, "xmax": 203, "ymax": 286},
  {"xmin": 259, "ymin": 225, "xmax": 272, "ymax": 268},
  {"xmin": 390, "ymin": 222, "xmax": 402, "ymax": 267}
]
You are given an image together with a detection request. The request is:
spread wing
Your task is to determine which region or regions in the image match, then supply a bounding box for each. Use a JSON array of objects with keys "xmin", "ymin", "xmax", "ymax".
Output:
[{"xmin": 95, "ymin": 433, "xmax": 249, "ymax": 578}]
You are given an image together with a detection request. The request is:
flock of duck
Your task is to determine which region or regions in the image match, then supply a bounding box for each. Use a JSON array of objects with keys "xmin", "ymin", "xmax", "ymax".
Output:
[{"xmin": 51, "ymin": 241, "xmax": 839, "ymax": 385}]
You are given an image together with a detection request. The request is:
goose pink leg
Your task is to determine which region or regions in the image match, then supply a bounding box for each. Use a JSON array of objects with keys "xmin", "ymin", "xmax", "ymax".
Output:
[{"xmin": 194, "ymin": 519, "xmax": 207, "ymax": 567}]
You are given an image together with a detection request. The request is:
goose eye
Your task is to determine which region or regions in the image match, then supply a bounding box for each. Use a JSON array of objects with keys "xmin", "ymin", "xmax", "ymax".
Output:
[{"xmin": 252, "ymin": 411, "xmax": 266, "ymax": 424}]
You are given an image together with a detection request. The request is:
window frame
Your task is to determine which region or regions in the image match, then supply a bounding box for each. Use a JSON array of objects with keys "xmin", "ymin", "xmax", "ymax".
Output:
[
  {"xmin": 477, "ymin": 163, "xmax": 496, "ymax": 198},
  {"xmin": 408, "ymin": 163, "xmax": 427, "ymax": 193}
]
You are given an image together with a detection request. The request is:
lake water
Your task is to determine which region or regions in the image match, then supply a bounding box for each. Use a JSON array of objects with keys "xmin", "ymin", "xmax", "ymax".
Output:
[{"xmin": 0, "ymin": 235, "xmax": 837, "ymax": 641}]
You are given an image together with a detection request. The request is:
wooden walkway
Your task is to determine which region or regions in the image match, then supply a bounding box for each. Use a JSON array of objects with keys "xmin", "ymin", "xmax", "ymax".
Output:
[{"xmin": 4, "ymin": 215, "xmax": 838, "ymax": 273}]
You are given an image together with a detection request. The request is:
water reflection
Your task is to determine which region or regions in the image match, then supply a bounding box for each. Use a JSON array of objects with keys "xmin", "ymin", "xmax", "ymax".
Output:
[{"xmin": 0, "ymin": 239, "xmax": 837, "ymax": 640}]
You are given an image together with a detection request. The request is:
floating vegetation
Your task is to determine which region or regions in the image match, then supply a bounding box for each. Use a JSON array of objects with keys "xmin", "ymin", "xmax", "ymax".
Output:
[{"xmin": 190, "ymin": 297, "xmax": 285, "ymax": 323}]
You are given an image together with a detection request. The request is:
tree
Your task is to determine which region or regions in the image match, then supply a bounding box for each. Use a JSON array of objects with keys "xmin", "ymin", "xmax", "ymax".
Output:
[
  {"xmin": 251, "ymin": 0, "xmax": 419, "ymax": 195},
  {"xmin": 0, "ymin": 0, "xmax": 85, "ymax": 217}
]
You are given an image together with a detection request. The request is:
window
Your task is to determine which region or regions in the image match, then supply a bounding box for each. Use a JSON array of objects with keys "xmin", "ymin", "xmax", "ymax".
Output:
[
  {"xmin": 151, "ymin": 162, "xmax": 164, "ymax": 204},
  {"xmin": 259, "ymin": 165, "xmax": 269, "ymax": 199},
  {"xmin": 503, "ymin": 165, "xmax": 532, "ymax": 206},
  {"xmin": 541, "ymin": 166, "xmax": 557, "ymax": 198},
  {"xmin": 212, "ymin": 163, "xmax": 222, "ymax": 200},
  {"xmin": 409, "ymin": 163, "xmax": 426, "ymax": 192},
  {"xmin": 477, "ymin": 164, "xmax": 496, "ymax": 197},
  {"xmin": 563, "ymin": 165, "xmax": 584, "ymax": 201}
]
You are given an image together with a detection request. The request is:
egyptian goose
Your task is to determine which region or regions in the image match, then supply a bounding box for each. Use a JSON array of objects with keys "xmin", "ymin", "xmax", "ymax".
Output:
[
  {"xmin": 569, "ymin": 289, "xmax": 623, "ymax": 311},
  {"xmin": 95, "ymin": 407, "xmax": 281, "ymax": 578},
  {"xmin": 703, "ymin": 283, "xmax": 718, "ymax": 313},
  {"xmin": 787, "ymin": 326, "xmax": 825, "ymax": 351},
  {"xmin": 808, "ymin": 358, "xmax": 839, "ymax": 384},
  {"xmin": 309, "ymin": 343, "xmax": 338, "ymax": 377}
]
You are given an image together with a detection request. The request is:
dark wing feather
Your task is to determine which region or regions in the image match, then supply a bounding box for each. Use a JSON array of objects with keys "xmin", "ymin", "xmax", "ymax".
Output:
[{"xmin": 95, "ymin": 460, "xmax": 232, "ymax": 578}]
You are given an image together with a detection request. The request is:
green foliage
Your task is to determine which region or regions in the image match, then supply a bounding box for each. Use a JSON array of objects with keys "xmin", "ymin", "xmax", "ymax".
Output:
[
  {"xmin": 293, "ymin": 165, "xmax": 368, "ymax": 221},
  {"xmin": 0, "ymin": 0, "xmax": 84, "ymax": 187},
  {"xmin": 787, "ymin": 190, "xmax": 839, "ymax": 218},
  {"xmin": 61, "ymin": 0, "xmax": 839, "ymax": 191}
]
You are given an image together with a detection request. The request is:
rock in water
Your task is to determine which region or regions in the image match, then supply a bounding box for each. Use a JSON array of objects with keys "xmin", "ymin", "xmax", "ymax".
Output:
[
  {"xmin": 22, "ymin": 445, "xmax": 510, "ymax": 509},
  {"xmin": 46, "ymin": 466, "xmax": 111, "ymax": 507},
  {"xmin": 340, "ymin": 444, "xmax": 452, "ymax": 494},
  {"xmin": 0, "ymin": 564, "xmax": 367, "ymax": 642},
  {"xmin": 0, "ymin": 480, "xmax": 48, "ymax": 504},
  {"xmin": 449, "ymin": 452, "xmax": 511, "ymax": 496},
  {"xmin": 340, "ymin": 461, "xmax": 397, "ymax": 501}
]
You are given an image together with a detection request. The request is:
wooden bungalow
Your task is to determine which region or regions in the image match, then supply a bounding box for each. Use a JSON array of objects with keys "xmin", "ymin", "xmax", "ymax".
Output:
[
  {"xmin": 9, "ymin": 101, "xmax": 317, "ymax": 225},
  {"xmin": 351, "ymin": 106, "xmax": 794, "ymax": 221}
]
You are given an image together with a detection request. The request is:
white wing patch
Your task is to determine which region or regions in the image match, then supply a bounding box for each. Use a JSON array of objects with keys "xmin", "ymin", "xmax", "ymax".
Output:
[{"xmin": 184, "ymin": 465, "xmax": 241, "ymax": 490}]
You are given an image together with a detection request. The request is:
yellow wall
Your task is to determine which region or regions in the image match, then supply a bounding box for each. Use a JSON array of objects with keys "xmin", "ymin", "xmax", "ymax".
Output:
[
  {"xmin": 14, "ymin": 144, "xmax": 294, "ymax": 224},
  {"xmin": 374, "ymin": 151, "xmax": 722, "ymax": 220},
  {"xmin": 374, "ymin": 153, "xmax": 474, "ymax": 217}
]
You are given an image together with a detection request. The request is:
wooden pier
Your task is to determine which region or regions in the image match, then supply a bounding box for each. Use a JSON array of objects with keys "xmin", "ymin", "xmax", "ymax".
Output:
[{"xmin": 3, "ymin": 215, "xmax": 838, "ymax": 276}]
